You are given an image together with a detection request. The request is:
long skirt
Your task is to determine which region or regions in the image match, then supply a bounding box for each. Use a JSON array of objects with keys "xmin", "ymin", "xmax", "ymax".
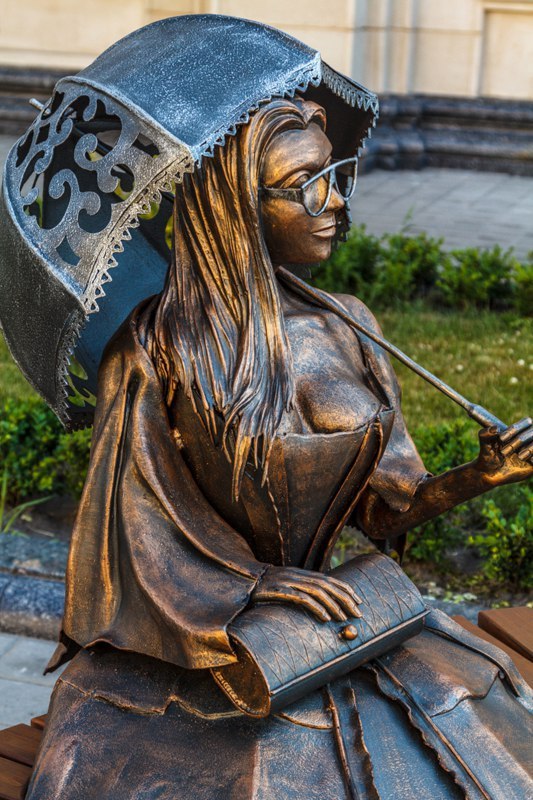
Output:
[{"xmin": 26, "ymin": 611, "xmax": 533, "ymax": 800}]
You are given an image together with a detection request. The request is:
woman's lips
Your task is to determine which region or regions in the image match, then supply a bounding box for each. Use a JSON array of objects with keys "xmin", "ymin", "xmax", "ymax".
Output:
[{"xmin": 312, "ymin": 224, "xmax": 336, "ymax": 238}]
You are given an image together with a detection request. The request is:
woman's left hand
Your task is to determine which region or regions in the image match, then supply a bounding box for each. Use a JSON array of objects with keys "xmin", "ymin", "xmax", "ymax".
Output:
[{"xmin": 476, "ymin": 417, "xmax": 533, "ymax": 487}]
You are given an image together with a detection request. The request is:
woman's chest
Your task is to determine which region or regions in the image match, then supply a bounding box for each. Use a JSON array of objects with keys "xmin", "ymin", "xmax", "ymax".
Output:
[{"xmin": 278, "ymin": 312, "xmax": 384, "ymax": 435}]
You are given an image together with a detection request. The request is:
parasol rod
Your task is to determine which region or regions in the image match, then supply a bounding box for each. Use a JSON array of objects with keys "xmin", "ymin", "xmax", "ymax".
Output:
[{"xmin": 278, "ymin": 266, "xmax": 507, "ymax": 432}]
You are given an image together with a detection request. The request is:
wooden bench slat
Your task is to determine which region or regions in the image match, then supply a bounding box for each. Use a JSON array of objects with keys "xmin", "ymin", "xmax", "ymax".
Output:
[
  {"xmin": 453, "ymin": 615, "xmax": 533, "ymax": 688},
  {"xmin": 0, "ymin": 726, "xmax": 42, "ymax": 768},
  {"xmin": 478, "ymin": 607, "xmax": 533, "ymax": 662},
  {"xmin": 0, "ymin": 755, "xmax": 32, "ymax": 800},
  {"xmin": 29, "ymin": 718, "xmax": 46, "ymax": 733}
]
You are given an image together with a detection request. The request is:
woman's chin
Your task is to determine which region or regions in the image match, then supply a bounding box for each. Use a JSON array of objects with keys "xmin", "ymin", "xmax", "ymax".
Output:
[
  {"xmin": 273, "ymin": 238, "xmax": 334, "ymax": 269},
  {"xmin": 312, "ymin": 239, "xmax": 334, "ymax": 262},
  {"xmin": 299, "ymin": 240, "xmax": 335, "ymax": 264}
]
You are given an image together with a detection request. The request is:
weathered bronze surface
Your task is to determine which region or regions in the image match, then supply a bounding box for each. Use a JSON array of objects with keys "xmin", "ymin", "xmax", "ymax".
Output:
[
  {"xmin": 7, "ymin": 16, "xmax": 531, "ymax": 800},
  {"xmin": 212, "ymin": 553, "xmax": 429, "ymax": 717}
]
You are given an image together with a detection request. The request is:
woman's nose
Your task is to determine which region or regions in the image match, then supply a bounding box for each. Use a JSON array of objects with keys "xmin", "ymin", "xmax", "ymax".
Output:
[{"xmin": 326, "ymin": 184, "xmax": 345, "ymax": 214}]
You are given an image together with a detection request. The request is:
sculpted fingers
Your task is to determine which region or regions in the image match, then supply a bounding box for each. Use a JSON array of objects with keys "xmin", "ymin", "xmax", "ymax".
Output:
[
  {"xmin": 256, "ymin": 587, "xmax": 331, "ymax": 622},
  {"xmin": 327, "ymin": 576, "xmax": 363, "ymax": 607},
  {"xmin": 285, "ymin": 570, "xmax": 362, "ymax": 619},
  {"xmin": 310, "ymin": 578, "xmax": 362, "ymax": 619},
  {"xmin": 499, "ymin": 417, "xmax": 532, "ymax": 444},
  {"xmin": 517, "ymin": 444, "xmax": 533, "ymax": 462},
  {"xmin": 500, "ymin": 429, "xmax": 533, "ymax": 457},
  {"xmin": 251, "ymin": 567, "xmax": 364, "ymax": 622},
  {"xmin": 295, "ymin": 581, "xmax": 349, "ymax": 621},
  {"xmin": 283, "ymin": 568, "xmax": 362, "ymax": 604},
  {"xmin": 499, "ymin": 418, "xmax": 533, "ymax": 462},
  {"xmin": 477, "ymin": 420, "xmax": 533, "ymax": 483}
]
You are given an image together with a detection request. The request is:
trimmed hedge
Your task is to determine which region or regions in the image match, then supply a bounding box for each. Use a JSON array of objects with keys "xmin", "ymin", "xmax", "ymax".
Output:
[
  {"xmin": 408, "ymin": 420, "xmax": 532, "ymax": 590},
  {"xmin": 314, "ymin": 226, "xmax": 532, "ymax": 314},
  {"xmin": 0, "ymin": 399, "xmax": 91, "ymax": 505}
]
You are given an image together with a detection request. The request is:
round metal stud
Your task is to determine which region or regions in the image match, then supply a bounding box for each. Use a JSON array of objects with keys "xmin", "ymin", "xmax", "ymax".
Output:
[{"xmin": 341, "ymin": 624, "xmax": 358, "ymax": 641}]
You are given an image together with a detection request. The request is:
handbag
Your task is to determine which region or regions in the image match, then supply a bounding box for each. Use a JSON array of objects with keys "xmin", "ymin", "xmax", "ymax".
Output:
[{"xmin": 212, "ymin": 552, "xmax": 428, "ymax": 717}]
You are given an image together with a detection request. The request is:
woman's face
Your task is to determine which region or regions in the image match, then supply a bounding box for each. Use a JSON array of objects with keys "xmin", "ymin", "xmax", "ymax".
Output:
[{"xmin": 260, "ymin": 123, "xmax": 345, "ymax": 265}]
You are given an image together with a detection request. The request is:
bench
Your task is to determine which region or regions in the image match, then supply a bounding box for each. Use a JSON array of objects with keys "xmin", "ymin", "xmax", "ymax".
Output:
[
  {"xmin": 0, "ymin": 717, "xmax": 45, "ymax": 800},
  {"xmin": 0, "ymin": 608, "xmax": 531, "ymax": 800}
]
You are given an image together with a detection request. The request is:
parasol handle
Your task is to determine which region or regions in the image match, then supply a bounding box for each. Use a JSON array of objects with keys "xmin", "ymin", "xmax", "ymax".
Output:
[
  {"xmin": 277, "ymin": 267, "xmax": 507, "ymax": 433},
  {"xmin": 466, "ymin": 405, "xmax": 506, "ymax": 431}
]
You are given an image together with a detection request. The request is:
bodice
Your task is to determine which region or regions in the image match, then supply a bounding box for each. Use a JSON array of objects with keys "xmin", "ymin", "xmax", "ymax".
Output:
[
  {"xmin": 58, "ymin": 297, "xmax": 427, "ymax": 675},
  {"xmin": 172, "ymin": 393, "xmax": 395, "ymax": 570}
]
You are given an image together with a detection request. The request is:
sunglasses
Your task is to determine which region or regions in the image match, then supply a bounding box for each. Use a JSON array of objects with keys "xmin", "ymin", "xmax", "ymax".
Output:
[{"xmin": 261, "ymin": 156, "xmax": 358, "ymax": 217}]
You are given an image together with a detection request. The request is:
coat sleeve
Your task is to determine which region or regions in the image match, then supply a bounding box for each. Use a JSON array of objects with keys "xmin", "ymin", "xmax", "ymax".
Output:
[{"xmin": 61, "ymin": 313, "xmax": 268, "ymax": 670}]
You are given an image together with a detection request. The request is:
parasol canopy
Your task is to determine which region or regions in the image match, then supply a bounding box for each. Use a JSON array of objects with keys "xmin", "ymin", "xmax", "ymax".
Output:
[{"xmin": 0, "ymin": 14, "xmax": 378, "ymax": 428}]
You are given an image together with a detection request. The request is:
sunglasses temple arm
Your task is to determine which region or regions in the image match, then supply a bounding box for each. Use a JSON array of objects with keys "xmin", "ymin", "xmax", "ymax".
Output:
[{"xmin": 277, "ymin": 267, "xmax": 506, "ymax": 432}]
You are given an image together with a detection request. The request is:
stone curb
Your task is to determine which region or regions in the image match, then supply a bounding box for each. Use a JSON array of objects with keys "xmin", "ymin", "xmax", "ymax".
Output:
[{"xmin": 0, "ymin": 573, "xmax": 64, "ymax": 640}]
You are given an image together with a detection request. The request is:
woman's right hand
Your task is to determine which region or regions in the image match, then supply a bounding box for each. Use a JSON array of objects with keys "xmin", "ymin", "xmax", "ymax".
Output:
[{"xmin": 251, "ymin": 566, "xmax": 363, "ymax": 623}]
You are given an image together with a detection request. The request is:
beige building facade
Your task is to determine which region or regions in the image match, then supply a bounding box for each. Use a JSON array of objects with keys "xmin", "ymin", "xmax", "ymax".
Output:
[{"xmin": 1, "ymin": 0, "xmax": 532, "ymax": 100}]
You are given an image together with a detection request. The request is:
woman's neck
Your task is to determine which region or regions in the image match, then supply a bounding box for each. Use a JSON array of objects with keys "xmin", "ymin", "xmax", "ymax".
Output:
[{"xmin": 275, "ymin": 266, "xmax": 315, "ymax": 317}]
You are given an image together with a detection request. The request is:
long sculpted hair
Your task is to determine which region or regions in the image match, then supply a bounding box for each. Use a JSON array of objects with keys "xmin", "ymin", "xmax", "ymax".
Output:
[{"xmin": 153, "ymin": 97, "xmax": 327, "ymax": 500}]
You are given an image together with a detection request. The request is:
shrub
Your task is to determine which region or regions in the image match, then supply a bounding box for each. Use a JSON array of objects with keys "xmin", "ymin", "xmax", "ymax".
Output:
[
  {"xmin": 412, "ymin": 419, "xmax": 479, "ymax": 475},
  {"xmin": 436, "ymin": 246, "xmax": 517, "ymax": 311},
  {"xmin": 314, "ymin": 227, "xmax": 529, "ymax": 314},
  {"xmin": 406, "ymin": 420, "xmax": 479, "ymax": 565},
  {"xmin": 370, "ymin": 231, "xmax": 444, "ymax": 306},
  {"xmin": 0, "ymin": 398, "xmax": 91, "ymax": 504},
  {"xmin": 0, "ymin": 468, "xmax": 51, "ymax": 534},
  {"xmin": 404, "ymin": 420, "xmax": 533, "ymax": 590},
  {"xmin": 514, "ymin": 258, "xmax": 533, "ymax": 317},
  {"xmin": 314, "ymin": 227, "xmax": 445, "ymax": 307},
  {"xmin": 313, "ymin": 225, "xmax": 380, "ymax": 302},
  {"xmin": 54, "ymin": 428, "xmax": 93, "ymax": 498},
  {"xmin": 468, "ymin": 485, "xmax": 533, "ymax": 590}
]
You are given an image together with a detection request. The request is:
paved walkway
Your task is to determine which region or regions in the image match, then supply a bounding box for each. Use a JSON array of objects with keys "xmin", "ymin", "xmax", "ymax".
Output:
[
  {"xmin": 353, "ymin": 167, "xmax": 533, "ymax": 260},
  {"xmin": 0, "ymin": 632, "xmax": 62, "ymax": 727}
]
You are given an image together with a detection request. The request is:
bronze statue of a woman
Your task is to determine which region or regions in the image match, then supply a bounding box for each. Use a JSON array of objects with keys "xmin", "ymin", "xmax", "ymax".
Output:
[{"xmin": 0, "ymin": 15, "xmax": 531, "ymax": 800}]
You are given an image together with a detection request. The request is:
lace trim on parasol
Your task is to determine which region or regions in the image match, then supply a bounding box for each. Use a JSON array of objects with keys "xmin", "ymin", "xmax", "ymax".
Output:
[
  {"xmin": 321, "ymin": 63, "xmax": 379, "ymax": 154},
  {"xmin": 195, "ymin": 54, "xmax": 323, "ymax": 160}
]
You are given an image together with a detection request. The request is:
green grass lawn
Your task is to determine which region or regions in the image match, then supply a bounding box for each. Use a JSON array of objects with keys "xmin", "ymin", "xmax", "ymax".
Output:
[
  {"xmin": 379, "ymin": 310, "xmax": 532, "ymax": 433},
  {"xmin": 1, "ymin": 310, "xmax": 531, "ymax": 426}
]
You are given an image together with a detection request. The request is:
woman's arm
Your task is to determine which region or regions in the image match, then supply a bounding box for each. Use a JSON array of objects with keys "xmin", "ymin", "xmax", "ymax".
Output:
[
  {"xmin": 330, "ymin": 293, "xmax": 532, "ymax": 540},
  {"xmin": 357, "ymin": 423, "xmax": 533, "ymax": 539}
]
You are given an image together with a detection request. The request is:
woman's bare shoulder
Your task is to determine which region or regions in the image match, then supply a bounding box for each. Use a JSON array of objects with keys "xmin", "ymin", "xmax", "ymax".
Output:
[{"xmin": 330, "ymin": 292, "xmax": 384, "ymax": 335}]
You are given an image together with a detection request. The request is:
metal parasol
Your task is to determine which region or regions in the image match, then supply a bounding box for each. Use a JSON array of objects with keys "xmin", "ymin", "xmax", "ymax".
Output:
[{"xmin": 0, "ymin": 14, "xmax": 378, "ymax": 428}]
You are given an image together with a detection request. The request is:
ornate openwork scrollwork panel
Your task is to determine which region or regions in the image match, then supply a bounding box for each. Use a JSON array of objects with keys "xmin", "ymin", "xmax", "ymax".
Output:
[{"xmin": 8, "ymin": 83, "xmax": 193, "ymax": 313}]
